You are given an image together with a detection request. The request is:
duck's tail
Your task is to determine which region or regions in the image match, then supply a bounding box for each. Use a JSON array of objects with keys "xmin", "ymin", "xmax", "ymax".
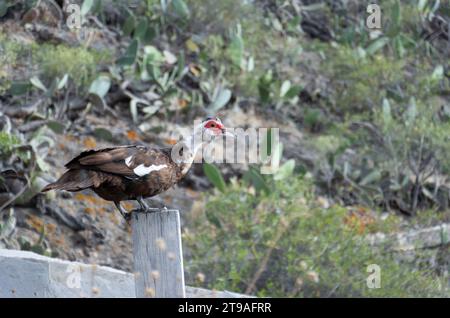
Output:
[{"xmin": 41, "ymin": 169, "xmax": 97, "ymax": 192}]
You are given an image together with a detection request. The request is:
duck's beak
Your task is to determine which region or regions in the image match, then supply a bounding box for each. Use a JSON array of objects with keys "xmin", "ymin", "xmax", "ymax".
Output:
[{"xmin": 221, "ymin": 128, "xmax": 236, "ymax": 138}]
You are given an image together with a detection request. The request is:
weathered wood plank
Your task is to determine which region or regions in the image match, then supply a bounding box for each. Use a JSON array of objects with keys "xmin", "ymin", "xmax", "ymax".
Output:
[
  {"xmin": 131, "ymin": 209, "xmax": 185, "ymax": 298},
  {"xmin": 0, "ymin": 249, "xmax": 256, "ymax": 298}
]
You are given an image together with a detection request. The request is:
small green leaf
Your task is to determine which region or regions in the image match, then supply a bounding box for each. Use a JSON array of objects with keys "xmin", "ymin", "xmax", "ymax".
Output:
[
  {"xmin": 405, "ymin": 97, "xmax": 417, "ymax": 124},
  {"xmin": 176, "ymin": 51, "xmax": 186, "ymax": 79},
  {"xmin": 47, "ymin": 120, "xmax": 66, "ymax": 134},
  {"xmin": 203, "ymin": 163, "xmax": 226, "ymax": 192},
  {"xmin": 417, "ymin": 0, "xmax": 428, "ymax": 12},
  {"xmin": 30, "ymin": 76, "xmax": 47, "ymax": 92},
  {"xmin": 272, "ymin": 18, "xmax": 283, "ymax": 32},
  {"xmin": 19, "ymin": 237, "xmax": 31, "ymax": 251},
  {"xmin": 89, "ymin": 75, "xmax": 111, "ymax": 98},
  {"xmin": 117, "ymin": 39, "xmax": 139, "ymax": 66},
  {"xmin": 163, "ymin": 50, "xmax": 177, "ymax": 64},
  {"xmin": 94, "ymin": 127, "xmax": 113, "ymax": 141},
  {"xmin": 262, "ymin": 141, "xmax": 283, "ymax": 171},
  {"xmin": 247, "ymin": 56, "xmax": 255, "ymax": 72},
  {"xmin": 389, "ymin": 0, "xmax": 401, "ymax": 34},
  {"xmin": 142, "ymin": 105, "xmax": 160, "ymax": 117},
  {"xmin": 81, "ymin": 0, "xmax": 94, "ymax": 16},
  {"xmin": 130, "ymin": 99, "xmax": 139, "ymax": 123},
  {"xmin": 9, "ymin": 81, "xmax": 31, "ymax": 95},
  {"xmin": 88, "ymin": 93, "xmax": 107, "ymax": 109},
  {"xmin": 36, "ymin": 156, "xmax": 50, "ymax": 172},
  {"xmin": 211, "ymin": 88, "xmax": 232, "ymax": 111},
  {"xmin": 359, "ymin": 170, "xmax": 381, "ymax": 186},
  {"xmin": 431, "ymin": 65, "xmax": 444, "ymax": 81},
  {"xmin": 393, "ymin": 36, "xmax": 405, "ymax": 58},
  {"xmin": 274, "ymin": 159, "xmax": 295, "ymax": 180},
  {"xmin": 280, "ymin": 80, "xmax": 291, "ymax": 98},
  {"xmin": 129, "ymin": 98, "xmax": 149, "ymax": 123},
  {"xmin": 122, "ymin": 14, "xmax": 136, "ymax": 36},
  {"xmin": 185, "ymin": 38, "xmax": 199, "ymax": 53},
  {"xmin": 134, "ymin": 18, "xmax": 148, "ymax": 40},
  {"xmin": 244, "ymin": 167, "xmax": 271, "ymax": 195},
  {"xmin": 0, "ymin": 2, "xmax": 9, "ymax": 17},
  {"xmin": 171, "ymin": 0, "xmax": 190, "ymax": 18},
  {"xmin": 30, "ymin": 245, "xmax": 45, "ymax": 255},
  {"xmin": 143, "ymin": 45, "xmax": 164, "ymax": 64},
  {"xmin": 366, "ymin": 36, "xmax": 389, "ymax": 55},
  {"xmin": 382, "ymin": 98, "xmax": 392, "ymax": 124},
  {"xmin": 205, "ymin": 210, "xmax": 222, "ymax": 229},
  {"xmin": 300, "ymin": 3, "xmax": 326, "ymax": 11},
  {"xmin": 57, "ymin": 74, "xmax": 69, "ymax": 90},
  {"xmin": 258, "ymin": 71, "xmax": 273, "ymax": 104},
  {"xmin": 284, "ymin": 85, "xmax": 302, "ymax": 99},
  {"xmin": 227, "ymin": 33, "xmax": 244, "ymax": 68}
]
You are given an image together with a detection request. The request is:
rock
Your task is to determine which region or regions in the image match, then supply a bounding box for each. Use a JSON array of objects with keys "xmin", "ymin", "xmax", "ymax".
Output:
[
  {"xmin": 368, "ymin": 223, "xmax": 450, "ymax": 250},
  {"xmin": 185, "ymin": 286, "xmax": 254, "ymax": 298}
]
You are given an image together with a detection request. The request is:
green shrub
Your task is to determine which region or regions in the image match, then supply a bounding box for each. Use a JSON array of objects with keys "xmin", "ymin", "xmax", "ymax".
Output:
[
  {"xmin": 183, "ymin": 0, "xmax": 256, "ymax": 36},
  {"xmin": 318, "ymin": 97, "xmax": 450, "ymax": 214},
  {"xmin": 184, "ymin": 176, "xmax": 447, "ymax": 297},
  {"xmin": 32, "ymin": 44, "xmax": 111, "ymax": 88},
  {"xmin": 0, "ymin": 31, "xmax": 110, "ymax": 92},
  {"xmin": 322, "ymin": 46, "xmax": 404, "ymax": 114},
  {"xmin": 0, "ymin": 132, "xmax": 20, "ymax": 157},
  {"xmin": 0, "ymin": 32, "xmax": 25, "ymax": 93},
  {"xmin": 33, "ymin": 44, "xmax": 112, "ymax": 87}
]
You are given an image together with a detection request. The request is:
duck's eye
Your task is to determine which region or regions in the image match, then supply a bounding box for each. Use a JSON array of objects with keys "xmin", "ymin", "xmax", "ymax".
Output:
[{"xmin": 210, "ymin": 123, "xmax": 216, "ymax": 128}]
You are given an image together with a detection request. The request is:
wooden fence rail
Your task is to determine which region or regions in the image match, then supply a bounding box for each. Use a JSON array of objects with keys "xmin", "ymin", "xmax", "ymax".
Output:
[{"xmin": 131, "ymin": 209, "xmax": 185, "ymax": 298}]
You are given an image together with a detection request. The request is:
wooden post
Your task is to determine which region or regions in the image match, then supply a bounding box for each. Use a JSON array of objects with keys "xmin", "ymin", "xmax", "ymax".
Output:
[{"xmin": 131, "ymin": 209, "xmax": 186, "ymax": 298}]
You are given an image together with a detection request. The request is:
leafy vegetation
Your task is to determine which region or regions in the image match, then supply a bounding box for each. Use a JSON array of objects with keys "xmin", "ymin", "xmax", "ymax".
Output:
[
  {"xmin": 32, "ymin": 44, "xmax": 111, "ymax": 88},
  {"xmin": 185, "ymin": 175, "xmax": 446, "ymax": 297},
  {"xmin": 0, "ymin": 132, "xmax": 20, "ymax": 156}
]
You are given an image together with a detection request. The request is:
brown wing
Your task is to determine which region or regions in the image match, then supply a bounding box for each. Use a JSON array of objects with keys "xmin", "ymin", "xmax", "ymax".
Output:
[{"xmin": 65, "ymin": 145, "xmax": 172, "ymax": 179}]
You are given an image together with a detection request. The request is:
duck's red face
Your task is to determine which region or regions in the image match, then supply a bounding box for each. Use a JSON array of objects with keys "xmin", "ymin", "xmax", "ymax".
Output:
[{"xmin": 203, "ymin": 117, "xmax": 225, "ymax": 136}]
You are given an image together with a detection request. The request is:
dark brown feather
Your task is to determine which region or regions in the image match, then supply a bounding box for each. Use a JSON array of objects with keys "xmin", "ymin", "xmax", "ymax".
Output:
[
  {"xmin": 42, "ymin": 145, "xmax": 185, "ymax": 204},
  {"xmin": 42, "ymin": 169, "xmax": 97, "ymax": 192},
  {"xmin": 65, "ymin": 145, "xmax": 138, "ymax": 168}
]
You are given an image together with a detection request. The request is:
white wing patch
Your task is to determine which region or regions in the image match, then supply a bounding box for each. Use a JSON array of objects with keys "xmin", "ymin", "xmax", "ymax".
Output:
[
  {"xmin": 124, "ymin": 156, "xmax": 133, "ymax": 167},
  {"xmin": 133, "ymin": 164, "xmax": 167, "ymax": 177}
]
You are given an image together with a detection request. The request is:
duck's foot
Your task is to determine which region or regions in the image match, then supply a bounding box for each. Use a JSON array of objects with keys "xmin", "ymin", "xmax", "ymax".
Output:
[
  {"xmin": 123, "ymin": 212, "xmax": 132, "ymax": 221},
  {"xmin": 135, "ymin": 196, "xmax": 169, "ymax": 214},
  {"xmin": 133, "ymin": 207, "xmax": 162, "ymax": 214},
  {"xmin": 114, "ymin": 201, "xmax": 131, "ymax": 221}
]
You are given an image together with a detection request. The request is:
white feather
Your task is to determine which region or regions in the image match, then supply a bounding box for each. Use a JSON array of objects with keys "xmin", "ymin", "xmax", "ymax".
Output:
[
  {"xmin": 133, "ymin": 164, "xmax": 167, "ymax": 177},
  {"xmin": 124, "ymin": 156, "xmax": 133, "ymax": 167}
]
